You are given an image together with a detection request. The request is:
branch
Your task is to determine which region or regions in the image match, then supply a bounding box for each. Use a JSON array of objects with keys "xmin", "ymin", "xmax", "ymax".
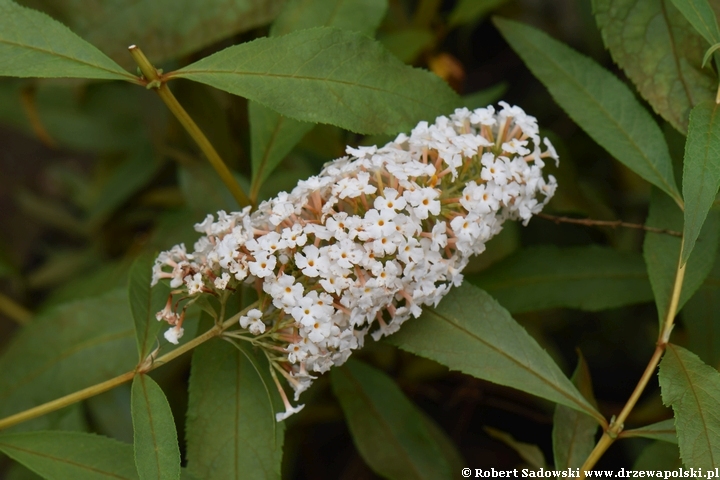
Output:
[
  {"xmin": 0, "ymin": 305, "xmax": 254, "ymax": 432},
  {"xmin": 577, "ymin": 238, "xmax": 686, "ymax": 477},
  {"xmin": 128, "ymin": 45, "xmax": 251, "ymax": 208},
  {"xmin": 537, "ymin": 213, "xmax": 682, "ymax": 237}
]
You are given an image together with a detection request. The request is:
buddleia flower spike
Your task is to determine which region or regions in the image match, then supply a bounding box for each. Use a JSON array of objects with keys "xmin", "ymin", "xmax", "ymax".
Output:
[{"xmin": 152, "ymin": 103, "xmax": 559, "ymax": 421}]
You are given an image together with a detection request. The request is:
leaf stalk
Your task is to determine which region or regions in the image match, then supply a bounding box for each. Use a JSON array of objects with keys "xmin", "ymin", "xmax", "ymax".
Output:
[
  {"xmin": 0, "ymin": 305, "xmax": 253, "ymax": 432},
  {"xmin": 577, "ymin": 238, "xmax": 686, "ymax": 477},
  {"xmin": 128, "ymin": 45, "xmax": 251, "ymax": 208}
]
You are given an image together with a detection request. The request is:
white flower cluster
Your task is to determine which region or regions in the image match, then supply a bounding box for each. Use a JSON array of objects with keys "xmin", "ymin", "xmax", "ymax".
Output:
[{"xmin": 152, "ymin": 103, "xmax": 558, "ymax": 421}]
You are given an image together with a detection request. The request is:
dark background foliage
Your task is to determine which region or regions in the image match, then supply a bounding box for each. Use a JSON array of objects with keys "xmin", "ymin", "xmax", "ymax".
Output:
[{"xmin": 0, "ymin": 0, "xmax": 707, "ymax": 477}]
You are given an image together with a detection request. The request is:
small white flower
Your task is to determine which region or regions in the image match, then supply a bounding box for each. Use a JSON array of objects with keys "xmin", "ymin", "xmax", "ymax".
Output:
[
  {"xmin": 240, "ymin": 309, "xmax": 263, "ymax": 329},
  {"xmin": 164, "ymin": 327, "xmax": 184, "ymax": 345},
  {"xmin": 276, "ymin": 403, "xmax": 305, "ymax": 422},
  {"xmin": 214, "ymin": 272, "xmax": 230, "ymax": 290},
  {"xmin": 373, "ymin": 188, "xmax": 407, "ymax": 212},
  {"xmin": 431, "ymin": 222, "xmax": 448, "ymax": 251},
  {"xmin": 404, "ymin": 187, "xmax": 441, "ymax": 219},
  {"xmin": 184, "ymin": 273, "xmax": 204, "ymax": 295},
  {"xmin": 248, "ymin": 252, "xmax": 277, "ymax": 278},
  {"xmin": 502, "ymin": 138, "xmax": 530, "ymax": 156},
  {"xmin": 281, "ymin": 224, "xmax": 307, "ymax": 248},
  {"xmin": 470, "ymin": 105, "xmax": 496, "ymax": 126},
  {"xmin": 361, "ymin": 208, "xmax": 397, "ymax": 239},
  {"xmin": 295, "ymin": 245, "xmax": 329, "ymax": 277},
  {"xmin": 249, "ymin": 319, "xmax": 266, "ymax": 335},
  {"xmin": 543, "ymin": 137, "xmax": 560, "ymax": 166}
]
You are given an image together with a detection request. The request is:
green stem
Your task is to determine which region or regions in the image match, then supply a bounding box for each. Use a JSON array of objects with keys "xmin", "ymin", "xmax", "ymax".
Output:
[
  {"xmin": 0, "ymin": 304, "xmax": 255, "ymax": 432},
  {"xmin": 128, "ymin": 45, "xmax": 251, "ymax": 208},
  {"xmin": 578, "ymin": 238, "xmax": 686, "ymax": 477}
]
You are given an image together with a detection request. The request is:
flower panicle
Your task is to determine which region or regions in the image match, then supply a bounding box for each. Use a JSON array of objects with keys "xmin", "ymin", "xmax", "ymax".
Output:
[{"xmin": 151, "ymin": 102, "xmax": 559, "ymax": 421}]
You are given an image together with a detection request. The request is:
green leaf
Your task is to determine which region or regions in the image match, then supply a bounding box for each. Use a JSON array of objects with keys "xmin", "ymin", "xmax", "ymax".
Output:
[
  {"xmin": 186, "ymin": 331, "xmax": 284, "ymax": 480},
  {"xmin": 682, "ymin": 101, "xmax": 720, "ymax": 263},
  {"xmin": 669, "ymin": 0, "xmax": 720, "ymax": 46},
  {"xmin": 271, "ymin": 0, "xmax": 388, "ymax": 37},
  {"xmin": 633, "ymin": 441, "xmax": 683, "ymax": 470},
  {"xmin": 387, "ymin": 283, "xmax": 603, "ymax": 422},
  {"xmin": 86, "ymin": 385, "xmax": 134, "ymax": 444},
  {"xmin": 484, "ymin": 427, "xmax": 546, "ymax": 469},
  {"xmin": 593, "ymin": 0, "xmax": 715, "ymax": 134},
  {"xmin": 0, "ymin": 431, "xmax": 138, "ymax": 479},
  {"xmin": 683, "ymin": 256, "xmax": 720, "ymax": 369},
  {"xmin": 0, "ymin": 0, "xmax": 132, "ymax": 81},
  {"xmin": 331, "ymin": 359, "xmax": 454, "ymax": 480},
  {"xmin": 128, "ymin": 255, "xmax": 170, "ymax": 362},
  {"xmin": 178, "ymin": 164, "xmax": 245, "ymax": 214},
  {"xmin": 703, "ymin": 42, "xmax": 720, "ymax": 68},
  {"xmin": 0, "ymin": 256, "xmax": 12, "ymax": 278},
  {"xmin": 448, "ymin": 0, "xmax": 508, "ymax": 27},
  {"xmin": 16, "ymin": 190, "xmax": 87, "ymax": 239},
  {"xmin": 131, "ymin": 375, "xmax": 181, "ymax": 480},
  {"xmin": 0, "ymin": 82, "xmax": 151, "ymax": 153},
  {"xmin": 40, "ymin": 260, "xmax": 131, "ymax": 310},
  {"xmin": 249, "ymin": 102, "xmax": 314, "ymax": 197},
  {"xmin": 460, "ymin": 83, "xmax": 508, "ymax": 110},
  {"xmin": 18, "ymin": 0, "xmax": 286, "ymax": 69},
  {"xmin": 417, "ymin": 410, "xmax": 465, "ymax": 474},
  {"xmin": 249, "ymin": 0, "xmax": 389, "ymax": 196},
  {"xmin": 180, "ymin": 469, "xmax": 201, "ymax": 480},
  {"xmin": 644, "ymin": 188, "xmax": 720, "ymax": 326},
  {"xmin": 467, "ymin": 245, "xmax": 653, "ymax": 314},
  {"xmin": 622, "ymin": 419, "xmax": 678, "ymax": 444},
  {"xmin": 494, "ymin": 17, "xmax": 682, "ymax": 204},
  {"xmin": 0, "ymin": 289, "xmax": 136, "ymax": 432},
  {"xmin": 659, "ymin": 344, "xmax": 720, "ymax": 468},
  {"xmin": 5, "ymin": 462, "xmax": 43, "ymax": 480},
  {"xmin": 379, "ymin": 28, "xmax": 435, "ymax": 63},
  {"xmin": 552, "ymin": 354, "xmax": 599, "ymax": 470},
  {"xmin": 148, "ymin": 208, "xmax": 206, "ymax": 253},
  {"xmin": 172, "ymin": 27, "xmax": 459, "ymax": 135},
  {"xmin": 88, "ymin": 147, "xmax": 164, "ymax": 225},
  {"xmin": 256, "ymin": 153, "xmax": 318, "ymax": 201}
]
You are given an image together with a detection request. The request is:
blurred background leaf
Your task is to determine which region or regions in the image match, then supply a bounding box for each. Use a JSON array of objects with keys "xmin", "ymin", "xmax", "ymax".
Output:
[
  {"xmin": 271, "ymin": 0, "xmax": 387, "ymax": 36},
  {"xmin": 468, "ymin": 245, "xmax": 653, "ymax": 314},
  {"xmin": 552, "ymin": 353, "xmax": 599, "ymax": 470},
  {"xmin": 633, "ymin": 441, "xmax": 683, "ymax": 470},
  {"xmin": 18, "ymin": 0, "xmax": 287, "ymax": 70},
  {"xmin": 331, "ymin": 359, "xmax": 458, "ymax": 480},
  {"xmin": 682, "ymin": 254, "xmax": 720, "ymax": 370},
  {"xmin": 0, "ymin": 290, "xmax": 136, "ymax": 432},
  {"xmin": 644, "ymin": 189, "xmax": 720, "ymax": 327},
  {"xmin": 0, "ymin": 431, "xmax": 138, "ymax": 479}
]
